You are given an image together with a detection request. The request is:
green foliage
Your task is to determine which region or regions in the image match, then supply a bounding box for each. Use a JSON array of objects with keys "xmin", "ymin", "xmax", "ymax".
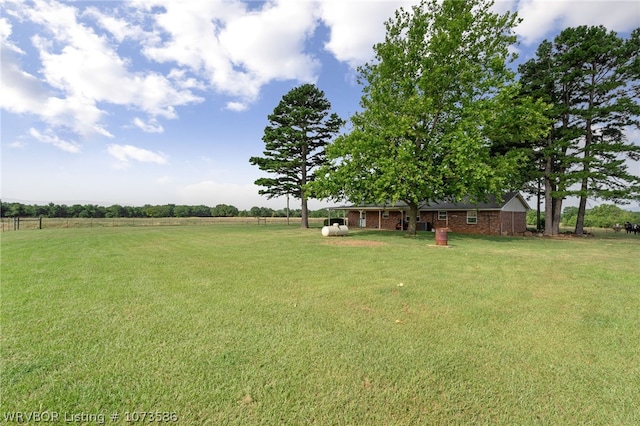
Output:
[
  {"xmin": 311, "ymin": 0, "xmax": 548, "ymax": 235},
  {"xmin": 519, "ymin": 25, "xmax": 640, "ymax": 235},
  {"xmin": 562, "ymin": 204, "xmax": 640, "ymax": 228},
  {"xmin": 211, "ymin": 204, "xmax": 239, "ymax": 217},
  {"xmin": 249, "ymin": 84, "xmax": 344, "ymax": 227},
  {"xmin": 525, "ymin": 209, "xmax": 544, "ymax": 229},
  {"xmin": 561, "ymin": 206, "xmax": 579, "ymax": 226},
  {"xmin": 559, "ymin": 26, "xmax": 640, "ymax": 234},
  {"xmin": 105, "ymin": 204, "xmax": 126, "ymax": 218},
  {"xmin": 249, "ymin": 206, "xmax": 273, "ymax": 217},
  {"xmin": 144, "ymin": 204, "xmax": 175, "ymax": 218},
  {"xmin": 0, "ymin": 201, "xmax": 333, "ymax": 220}
]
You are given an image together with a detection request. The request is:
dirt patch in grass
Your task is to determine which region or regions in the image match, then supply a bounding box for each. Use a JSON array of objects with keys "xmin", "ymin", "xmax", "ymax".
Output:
[{"xmin": 322, "ymin": 239, "xmax": 385, "ymax": 247}]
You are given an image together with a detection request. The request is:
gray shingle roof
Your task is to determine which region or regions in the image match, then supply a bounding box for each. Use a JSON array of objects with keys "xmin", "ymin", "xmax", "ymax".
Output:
[{"xmin": 332, "ymin": 192, "xmax": 529, "ymax": 211}]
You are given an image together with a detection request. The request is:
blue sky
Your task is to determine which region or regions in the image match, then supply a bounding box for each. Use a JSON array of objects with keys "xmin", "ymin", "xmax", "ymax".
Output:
[{"xmin": 2, "ymin": 0, "xmax": 639, "ymax": 210}]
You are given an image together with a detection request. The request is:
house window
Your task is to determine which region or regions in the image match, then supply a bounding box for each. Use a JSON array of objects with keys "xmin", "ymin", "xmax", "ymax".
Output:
[
  {"xmin": 438, "ymin": 211, "xmax": 447, "ymax": 221},
  {"xmin": 467, "ymin": 210, "xmax": 478, "ymax": 224}
]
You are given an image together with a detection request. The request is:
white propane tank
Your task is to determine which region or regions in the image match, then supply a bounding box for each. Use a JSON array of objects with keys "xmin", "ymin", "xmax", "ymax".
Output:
[{"xmin": 321, "ymin": 223, "xmax": 349, "ymax": 237}]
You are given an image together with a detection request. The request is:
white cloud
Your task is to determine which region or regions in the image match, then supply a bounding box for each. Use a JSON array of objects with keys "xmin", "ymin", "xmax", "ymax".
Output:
[
  {"xmin": 136, "ymin": 0, "xmax": 321, "ymax": 106},
  {"xmin": 28, "ymin": 8, "xmax": 202, "ymax": 117},
  {"xmin": 107, "ymin": 144, "xmax": 168, "ymax": 167},
  {"xmin": 3, "ymin": 0, "xmax": 638, "ymax": 160},
  {"xmin": 0, "ymin": 48, "xmax": 48, "ymax": 113},
  {"xmin": 317, "ymin": 0, "xmax": 640, "ymax": 68},
  {"xmin": 2, "ymin": 0, "xmax": 326, "ymax": 145},
  {"xmin": 168, "ymin": 68, "xmax": 207, "ymax": 90},
  {"xmin": 217, "ymin": 0, "xmax": 320, "ymax": 91},
  {"xmin": 0, "ymin": 16, "xmax": 24, "ymax": 54},
  {"xmin": 83, "ymin": 5, "xmax": 145, "ymax": 43},
  {"xmin": 318, "ymin": 1, "xmax": 414, "ymax": 68},
  {"xmin": 514, "ymin": 0, "xmax": 640, "ymax": 46},
  {"xmin": 0, "ymin": 16, "xmax": 51, "ymax": 115},
  {"xmin": 132, "ymin": 117, "xmax": 164, "ymax": 133},
  {"xmin": 8, "ymin": 141, "xmax": 26, "ymax": 149},
  {"xmin": 225, "ymin": 101, "xmax": 248, "ymax": 112},
  {"xmin": 29, "ymin": 128, "xmax": 81, "ymax": 153},
  {"xmin": 2, "ymin": 0, "xmax": 201, "ymax": 141},
  {"xmin": 2, "ymin": 21, "xmax": 114, "ymax": 138}
]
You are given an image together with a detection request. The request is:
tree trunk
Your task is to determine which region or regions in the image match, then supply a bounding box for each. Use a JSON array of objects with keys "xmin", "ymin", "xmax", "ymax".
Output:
[
  {"xmin": 575, "ymin": 194, "xmax": 588, "ymax": 235},
  {"xmin": 536, "ymin": 178, "xmax": 542, "ymax": 231},
  {"xmin": 301, "ymin": 144, "xmax": 309, "ymax": 228},
  {"xmin": 552, "ymin": 197, "xmax": 562, "ymax": 235},
  {"xmin": 543, "ymin": 156, "xmax": 555, "ymax": 236},
  {"xmin": 544, "ymin": 179, "xmax": 563, "ymax": 236},
  {"xmin": 575, "ymin": 144, "xmax": 591, "ymax": 235},
  {"xmin": 575, "ymin": 75, "xmax": 595, "ymax": 236},
  {"xmin": 300, "ymin": 189, "xmax": 309, "ymax": 229},
  {"xmin": 575, "ymin": 122, "xmax": 591, "ymax": 236},
  {"xmin": 406, "ymin": 202, "xmax": 418, "ymax": 236}
]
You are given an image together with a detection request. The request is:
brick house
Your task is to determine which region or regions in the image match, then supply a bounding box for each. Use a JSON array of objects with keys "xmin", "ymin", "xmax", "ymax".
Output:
[{"xmin": 334, "ymin": 192, "xmax": 530, "ymax": 236}]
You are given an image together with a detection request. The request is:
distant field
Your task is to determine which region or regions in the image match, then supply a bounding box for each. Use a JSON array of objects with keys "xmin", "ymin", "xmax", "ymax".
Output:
[
  {"xmin": 0, "ymin": 216, "xmax": 326, "ymax": 231},
  {"xmin": 1, "ymin": 226, "xmax": 638, "ymax": 424}
]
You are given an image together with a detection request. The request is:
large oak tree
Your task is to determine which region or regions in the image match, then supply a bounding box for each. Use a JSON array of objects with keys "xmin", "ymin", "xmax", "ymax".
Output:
[
  {"xmin": 249, "ymin": 84, "xmax": 343, "ymax": 228},
  {"xmin": 310, "ymin": 0, "xmax": 548, "ymax": 235}
]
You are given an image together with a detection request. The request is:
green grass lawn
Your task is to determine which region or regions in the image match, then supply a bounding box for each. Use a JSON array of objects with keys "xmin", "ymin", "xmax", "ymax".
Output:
[{"xmin": 1, "ymin": 226, "xmax": 638, "ymax": 424}]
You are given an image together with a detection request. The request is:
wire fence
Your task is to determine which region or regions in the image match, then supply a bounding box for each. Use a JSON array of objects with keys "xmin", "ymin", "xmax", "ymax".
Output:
[
  {"xmin": 1, "ymin": 217, "xmax": 326, "ymax": 232},
  {"xmin": 2, "ymin": 217, "xmax": 633, "ymax": 237}
]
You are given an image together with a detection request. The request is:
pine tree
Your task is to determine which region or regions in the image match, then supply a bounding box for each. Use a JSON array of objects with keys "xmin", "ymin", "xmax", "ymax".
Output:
[
  {"xmin": 249, "ymin": 84, "xmax": 343, "ymax": 228},
  {"xmin": 519, "ymin": 26, "xmax": 640, "ymax": 235}
]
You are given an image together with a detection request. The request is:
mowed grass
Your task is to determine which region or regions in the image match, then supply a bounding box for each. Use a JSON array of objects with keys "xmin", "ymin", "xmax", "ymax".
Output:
[{"xmin": 1, "ymin": 226, "xmax": 638, "ymax": 424}]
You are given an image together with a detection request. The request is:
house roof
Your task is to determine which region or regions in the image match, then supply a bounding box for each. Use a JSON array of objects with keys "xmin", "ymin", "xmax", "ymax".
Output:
[{"xmin": 332, "ymin": 192, "xmax": 530, "ymax": 211}]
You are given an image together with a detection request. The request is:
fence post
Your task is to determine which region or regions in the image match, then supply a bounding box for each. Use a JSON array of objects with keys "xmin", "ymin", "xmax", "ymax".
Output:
[{"xmin": 39, "ymin": 216, "xmax": 42, "ymax": 229}]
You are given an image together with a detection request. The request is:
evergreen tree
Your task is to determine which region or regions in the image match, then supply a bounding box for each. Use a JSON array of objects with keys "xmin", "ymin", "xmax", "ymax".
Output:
[
  {"xmin": 250, "ymin": 84, "xmax": 343, "ymax": 228},
  {"xmin": 520, "ymin": 26, "xmax": 640, "ymax": 235}
]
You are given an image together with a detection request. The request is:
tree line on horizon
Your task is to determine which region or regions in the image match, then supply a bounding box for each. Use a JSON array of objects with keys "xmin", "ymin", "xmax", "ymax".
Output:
[
  {"xmin": 525, "ymin": 204, "xmax": 640, "ymax": 229},
  {"xmin": 249, "ymin": 0, "xmax": 639, "ymax": 236},
  {"xmin": 0, "ymin": 202, "xmax": 336, "ymax": 219},
  {"xmin": 3, "ymin": 200, "xmax": 638, "ymax": 229}
]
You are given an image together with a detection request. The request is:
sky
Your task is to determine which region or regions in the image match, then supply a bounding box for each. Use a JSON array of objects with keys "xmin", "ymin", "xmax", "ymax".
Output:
[{"xmin": 1, "ymin": 0, "xmax": 639, "ymax": 211}]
